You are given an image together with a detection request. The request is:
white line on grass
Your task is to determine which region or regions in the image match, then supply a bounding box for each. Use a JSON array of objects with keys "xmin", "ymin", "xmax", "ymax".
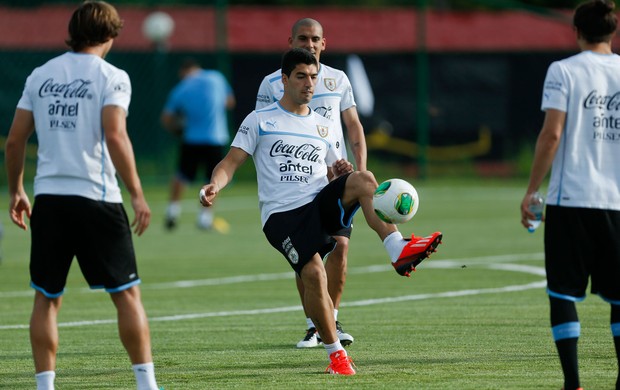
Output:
[
  {"xmin": 0, "ymin": 255, "xmax": 546, "ymax": 330},
  {"xmin": 0, "ymin": 252, "xmax": 544, "ymax": 297}
]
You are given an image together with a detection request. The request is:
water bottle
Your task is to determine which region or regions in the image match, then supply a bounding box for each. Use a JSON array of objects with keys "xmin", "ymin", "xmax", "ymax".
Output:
[{"xmin": 527, "ymin": 191, "xmax": 544, "ymax": 233}]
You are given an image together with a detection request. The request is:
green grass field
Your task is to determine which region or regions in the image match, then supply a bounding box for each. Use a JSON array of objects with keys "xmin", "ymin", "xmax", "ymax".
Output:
[{"xmin": 0, "ymin": 178, "xmax": 616, "ymax": 389}]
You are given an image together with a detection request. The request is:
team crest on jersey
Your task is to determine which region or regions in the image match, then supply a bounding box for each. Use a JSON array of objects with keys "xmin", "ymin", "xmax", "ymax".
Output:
[
  {"xmin": 324, "ymin": 78, "xmax": 336, "ymax": 91},
  {"xmin": 317, "ymin": 125, "xmax": 329, "ymax": 138}
]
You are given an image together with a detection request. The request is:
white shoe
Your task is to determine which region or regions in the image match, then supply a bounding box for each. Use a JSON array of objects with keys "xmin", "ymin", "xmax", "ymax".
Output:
[
  {"xmin": 296, "ymin": 327, "xmax": 322, "ymax": 348},
  {"xmin": 336, "ymin": 321, "xmax": 354, "ymax": 346}
]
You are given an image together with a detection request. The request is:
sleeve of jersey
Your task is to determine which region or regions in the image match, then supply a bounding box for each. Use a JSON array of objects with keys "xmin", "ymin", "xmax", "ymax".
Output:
[
  {"xmin": 340, "ymin": 74, "xmax": 357, "ymax": 112},
  {"xmin": 16, "ymin": 73, "xmax": 34, "ymax": 111},
  {"xmin": 325, "ymin": 135, "xmax": 339, "ymax": 167},
  {"xmin": 540, "ymin": 62, "xmax": 568, "ymax": 113},
  {"xmin": 231, "ymin": 112, "xmax": 258, "ymax": 156},
  {"xmin": 255, "ymin": 77, "xmax": 273, "ymax": 110},
  {"xmin": 104, "ymin": 70, "xmax": 132, "ymax": 115}
]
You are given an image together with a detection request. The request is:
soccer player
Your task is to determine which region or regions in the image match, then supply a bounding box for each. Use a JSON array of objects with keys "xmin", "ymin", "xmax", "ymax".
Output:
[
  {"xmin": 256, "ymin": 17, "xmax": 367, "ymax": 349},
  {"xmin": 201, "ymin": 48, "xmax": 442, "ymax": 375},
  {"xmin": 520, "ymin": 1, "xmax": 620, "ymax": 389},
  {"xmin": 5, "ymin": 2, "xmax": 159, "ymax": 389},
  {"xmin": 161, "ymin": 57, "xmax": 236, "ymax": 231}
]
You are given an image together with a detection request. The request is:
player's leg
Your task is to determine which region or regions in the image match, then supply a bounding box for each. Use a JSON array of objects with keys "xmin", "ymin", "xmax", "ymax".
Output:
[
  {"xmin": 110, "ymin": 286, "xmax": 153, "ymax": 363},
  {"xmin": 197, "ymin": 145, "xmax": 223, "ymax": 230},
  {"xmin": 325, "ymin": 235, "xmax": 354, "ymax": 346},
  {"xmin": 299, "ymin": 255, "xmax": 337, "ymax": 345},
  {"xmin": 544, "ymin": 205, "xmax": 589, "ymax": 390},
  {"xmin": 294, "ymin": 274, "xmax": 322, "ymax": 348},
  {"xmin": 611, "ymin": 303, "xmax": 620, "ymax": 389},
  {"xmin": 29, "ymin": 195, "xmax": 76, "ymax": 389},
  {"xmin": 78, "ymin": 200, "xmax": 158, "ymax": 389},
  {"xmin": 549, "ymin": 296, "xmax": 580, "ymax": 390},
  {"xmin": 165, "ymin": 178, "xmax": 185, "ymax": 230},
  {"xmin": 166, "ymin": 144, "xmax": 196, "ymax": 230},
  {"xmin": 110, "ymin": 287, "xmax": 158, "ymax": 390},
  {"xmin": 30, "ymin": 292, "xmax": 62, "ymax": 374},
  {"xmin": 296, "ymin": 234, "xmax": 352, "ymax": 348},
  {"xmin": 299, "ymin": 255, "xmax": 355, "ymax": 375},
  {"xmin": 336, "ymin": 171, "xmax": 442, "ymax": 277},
  {"xmin": 593, "ymin": 208, "xmax": 620, "ymax": 389}
]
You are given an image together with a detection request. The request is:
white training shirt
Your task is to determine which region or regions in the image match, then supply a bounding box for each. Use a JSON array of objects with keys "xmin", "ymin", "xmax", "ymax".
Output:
[
  {"xmin": 541, "ymin": 50, "xmax": 620, "ymax": 211},
  {"xmin": 17, "ymin": 52, "xmax": 131, "ymax": 203},
  {"xmin": 233, "ymin": 102, "xmax": 339, "ymax": 226},
  {"xmin": 255, "ymin": 63, "xmax": 355, "ymax": 161}
]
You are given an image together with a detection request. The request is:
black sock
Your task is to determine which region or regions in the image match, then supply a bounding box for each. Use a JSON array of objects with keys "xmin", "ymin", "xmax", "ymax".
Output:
[{"xmin": 550, "ymin": 297, "xmax": 580, "ymax": 389}]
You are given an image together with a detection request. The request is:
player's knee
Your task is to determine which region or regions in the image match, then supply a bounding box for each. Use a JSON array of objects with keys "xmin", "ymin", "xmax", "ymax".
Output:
[
  {"xmin": 333, "ymin": 239, "xmax": 349, "ymax": 257},
  {"xmin": 349, "ymin": 170, "xmax": 377, "ymax": 195}
]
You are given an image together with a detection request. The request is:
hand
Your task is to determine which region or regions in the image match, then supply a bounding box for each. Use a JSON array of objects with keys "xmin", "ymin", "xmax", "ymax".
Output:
[
  {"xmin": 332, "ymin": 159, "xmax": 354, "ymax": 178},
  {"xmin": 199, "ymin": 184, "xmax": 219, "ymax": 207},
  {"xmin": 520, "ymin": 192, "xmax": 543, "ymax": 229},
  {"xmin": 9, "ymin": 190, "xmax": 31, "ymax": 231},
  {"xmin": 130, "ymin": 195, "xmax": 151, "ymax": 236}
]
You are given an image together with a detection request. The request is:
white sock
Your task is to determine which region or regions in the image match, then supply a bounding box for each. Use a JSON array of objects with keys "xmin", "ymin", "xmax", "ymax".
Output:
[
  {"xmin": 324, "ymin": 340, "xmax": 346, "ymax": 356},
  {"xmin": 166, "ymin": 202, "xmax": 181, "ymax": 218},
  {"xmin": 132, "ymin": 362, "xmax": 158, "ymax": 390},
  {"xmin": 306, "ymin": 318, "xmax": 315, "ymax": 329},
  {"xmin": 197, "ymin": 208, "xmax": 213, "ymax": 226},
  {"xmin": 35, "ymin": 371, "xmax": 55, "ymax": 390},
  {"xmin": 383, "ymin": 231, "xmax": 405, "ymax": 263},
  {"xmin": 334, "ymin": 309, "xmax": 339, "ymax": 322}
]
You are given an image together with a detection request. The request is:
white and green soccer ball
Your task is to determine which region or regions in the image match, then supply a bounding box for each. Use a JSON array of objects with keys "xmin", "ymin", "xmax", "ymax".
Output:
[{"xmin": 372, "ymin": 178, "xmax": 419, "ymax": 224}]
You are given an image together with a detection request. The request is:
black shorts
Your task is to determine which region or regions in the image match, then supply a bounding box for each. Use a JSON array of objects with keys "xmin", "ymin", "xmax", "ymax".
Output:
[
  {"xmin": 262, "ymin": 173, "xmax": 359, "ymax": 275},
  {"xmin": 177, "ymin": 143, "xmax": 224, "ymax": 183},
  {"xmin": 545, "ymin": 205, "xmax": 620, "ymax": 303},
  {"xmin": 30, "ymin": 195, "xmax": 140, "ymax": 297}
]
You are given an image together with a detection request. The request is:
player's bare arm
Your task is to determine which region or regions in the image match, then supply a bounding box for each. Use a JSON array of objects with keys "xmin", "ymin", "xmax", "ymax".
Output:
[
  {"xmin": 200, "ymin": 146, "xmax": 249, "ymax": 207},
  {"xmin": 5, "ymin": 108, "xmax": 35, "ymax": 230},
  {"xmin": 520, "ymin": 108, "xmax": 565, "ymax": 228},
  {"xmin": 342, "ymin": 106, "xmax": 367, "ymax": 171},
  {"xmin": 103, "ymin": 105, "xmax": 151, "ymax": 236}
]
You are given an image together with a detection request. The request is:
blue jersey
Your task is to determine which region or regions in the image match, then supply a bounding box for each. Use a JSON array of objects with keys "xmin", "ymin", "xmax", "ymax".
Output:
[{"xmin": 163, "ymin": 69, "xmax": 233, "ymax": 145}]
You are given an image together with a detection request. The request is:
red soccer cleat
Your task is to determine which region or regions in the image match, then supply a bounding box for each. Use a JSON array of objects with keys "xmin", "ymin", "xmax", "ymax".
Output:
[
  {"xmin": 325, "ymin": 350, "xmax": 356, "ymax": 375},
  {"xmin": 392, "ymin": 232, "xmax": 443, "ymax": 277}
]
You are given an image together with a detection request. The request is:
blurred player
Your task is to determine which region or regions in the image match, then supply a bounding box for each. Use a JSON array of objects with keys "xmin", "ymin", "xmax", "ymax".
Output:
[
  {"xmin": 256, "ymin": 17, "xmax": 366, "ymax": 348},
  {"xmin": 5, "ymin": 2, "xmax": 158, "ymax": 389},
  {"xmin": 520, "ymin": 1, "xmax": 620, "ymax": 389},
  {"xmin": 161, "ymin": 57, "xmax": 235, "ymax": 231},
  {"xmin": 202, "ymin": 48, "xmax": 442, "ymax": 375}
]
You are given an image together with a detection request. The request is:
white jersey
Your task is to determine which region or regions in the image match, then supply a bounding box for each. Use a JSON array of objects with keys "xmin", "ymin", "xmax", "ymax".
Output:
[
  {"xmin": 17, "ymin": 52, "xmax": 131, "ymax": 203},
  {"xmin": 541, "ymin": 50, "xmax": 620, "ymax": 211},
  {"xmin": 256, "ymin": 63, "xmax": 355, "ymax": 161},
  {"xmin": 232, "ymin": 102, "xmax": 339, "ymax": 226}
]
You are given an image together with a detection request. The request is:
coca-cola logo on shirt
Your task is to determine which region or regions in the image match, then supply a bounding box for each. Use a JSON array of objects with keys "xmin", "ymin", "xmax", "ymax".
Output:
[
  {"xmin": 38, "ymin": 78, "xmax": 92, "ymax": 99},
  {"xmin": 269, "ymin": 140, "xmax": 322, "ymax": 162},
  {"xmin": 583, "ymin": 90, "xmax": 620, "ymax": 110}
]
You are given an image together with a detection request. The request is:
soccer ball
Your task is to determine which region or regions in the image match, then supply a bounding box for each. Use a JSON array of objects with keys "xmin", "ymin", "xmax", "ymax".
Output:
[{"xmin": 373, "ymin": 179, "xmax": 419, "ymax": 224}]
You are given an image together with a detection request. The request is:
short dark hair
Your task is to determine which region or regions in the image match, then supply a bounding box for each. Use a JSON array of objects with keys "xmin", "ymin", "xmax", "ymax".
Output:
[
  {"xmin": 180, "ymin": 57, "xmax": 201, "ymax": 72},
  {"xmin": 65, "ymin": 1, "xmax": 123, "ymax": 52},
  {"xmin": 281, "ymin": 48, "xmax": 317, "ymax": 77},
  {"xmin": 574, "ymin": 0, "xmax": 617, "ymax": 43},
  {"xmin": 291, "ymin": 18, "xmax": 323, "ymax": 38}
]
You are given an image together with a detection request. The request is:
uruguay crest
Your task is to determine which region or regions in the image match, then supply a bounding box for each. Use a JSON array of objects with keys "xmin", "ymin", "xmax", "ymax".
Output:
[
  {"xmin": 317, "ymin": 125, "xmax": 329, "ymax": 138},
  {"xmin": 324, "ymin": 78, "xmax": 336, "ymax": 91}
]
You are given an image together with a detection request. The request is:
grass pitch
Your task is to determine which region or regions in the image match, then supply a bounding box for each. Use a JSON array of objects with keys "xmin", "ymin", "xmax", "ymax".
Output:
[{"xmin": 0, "ymin": 178, "xmax": 616, "ymax": 389}]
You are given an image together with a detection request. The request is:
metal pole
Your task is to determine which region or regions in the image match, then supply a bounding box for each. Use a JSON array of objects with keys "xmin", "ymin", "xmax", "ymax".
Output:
[
  {"xmin": 215, "ymin": 0, "xmax": 231, "ymax": 79},
  {"xmin": 416, "ymin": 0, "xmax": 429, "ymax": 179}
]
